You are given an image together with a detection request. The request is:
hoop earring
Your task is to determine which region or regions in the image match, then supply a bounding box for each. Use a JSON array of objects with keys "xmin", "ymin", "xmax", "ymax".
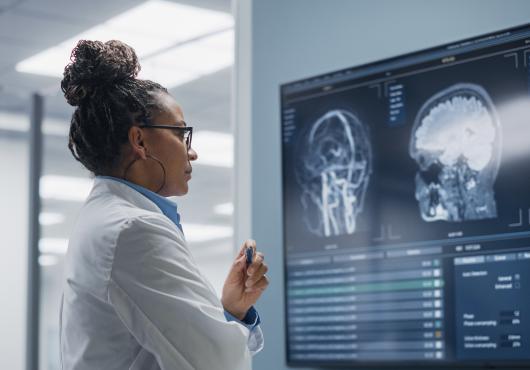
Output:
[{"xmin": 123, "ymin": 153, "xmax": 166, "ymax": 194}]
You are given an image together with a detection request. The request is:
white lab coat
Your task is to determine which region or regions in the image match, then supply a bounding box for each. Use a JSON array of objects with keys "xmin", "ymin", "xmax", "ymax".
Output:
[{"xmin": 60, "ymin": 177, "xmax": 263, "ymax": 370}]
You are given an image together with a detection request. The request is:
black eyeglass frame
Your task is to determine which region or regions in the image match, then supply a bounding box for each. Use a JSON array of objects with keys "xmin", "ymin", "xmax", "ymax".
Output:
[{"xmin": 138, "ymin": 124, "xmax": 193, "ymax": 150}]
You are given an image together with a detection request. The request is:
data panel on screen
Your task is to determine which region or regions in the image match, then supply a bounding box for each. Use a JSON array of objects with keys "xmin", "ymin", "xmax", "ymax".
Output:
[{"xmin": 281, "ymin": 24, "xmax": 530, "ymax": 368}]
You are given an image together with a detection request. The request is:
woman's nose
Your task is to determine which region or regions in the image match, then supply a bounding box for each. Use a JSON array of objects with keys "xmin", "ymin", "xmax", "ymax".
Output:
[{"xmin": 188, "ymin": 147, "xmax": 198, "ymax": 161}]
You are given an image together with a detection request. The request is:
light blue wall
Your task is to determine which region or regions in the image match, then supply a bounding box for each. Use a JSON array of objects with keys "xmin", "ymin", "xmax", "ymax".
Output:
[{"xmin": 248, "ymin": 1, "xmax": 530, "ymax": 369}]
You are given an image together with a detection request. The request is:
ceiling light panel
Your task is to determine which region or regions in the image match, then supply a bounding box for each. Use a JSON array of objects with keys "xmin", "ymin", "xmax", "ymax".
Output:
[
  {"xmin": 214, "ymin": 202, "xmax": 234, "ymax": 216},
  {"xmin": 192, "ymin": 130, "xmax": 233, "ymax": 168},
  {"xmin": 39, "ymin": 212, "xmax": 65, "ymax": 226},
  {"xmin": 38, "ymin": 254, "xmax": 60, "ymax": 267},
  {"xmin": 139, "ymin": 29, "xmax": 234, "ymax": 87},
  {"xmin": 40, "ymin": 175, "xmax": 94, "ymax": 202},
  {"xmin": 182, "ymin": 223, "xmax": 233, "ymax": 243},
  {"xmin": 39, "ymin": 238, "xmax": 69, "ymax": 255},
  {"xmin": 16, "ymin": 0, "xmax": 233, "ymax": 88}
]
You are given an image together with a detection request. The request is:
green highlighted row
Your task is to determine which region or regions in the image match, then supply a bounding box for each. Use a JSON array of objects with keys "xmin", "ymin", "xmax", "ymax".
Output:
[{"xmin": 288, "ymin": 279, "xmax": 443, "ymax": 297}]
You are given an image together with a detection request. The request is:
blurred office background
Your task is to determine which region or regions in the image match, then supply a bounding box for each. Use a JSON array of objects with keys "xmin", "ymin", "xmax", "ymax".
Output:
[
  {"xmin": 0, "ymin": 0, "xmax": 235, "ymax": 368},
  {"xmin": 1, "ymin": 0, "xmax": 530, "ymax": 369}
]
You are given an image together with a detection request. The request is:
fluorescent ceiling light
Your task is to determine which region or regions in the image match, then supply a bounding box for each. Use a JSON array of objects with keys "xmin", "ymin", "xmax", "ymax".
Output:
[
  {"xmin": 140, "ymin": 29, "xmax": 234, "ymax": 87},
  {"xmin": 39, "ymin": 212, "xmax": 65, "ymax": 226},
  {"xmin": 182, "ymin": 223, "xmax": 233, "ymax": 243},
  {"xmin": 190, "ymin": 241, "xmax": 233, "ymax": 261},
  {"xmin": 40, "ymin": 175, "xmax": 94, "ymax": 202},
  {"xmin": 214, "ymin": 202, "xmax": 234, "ymax": 216},
  {"xmin": 39, "ymin": 254, "xmax": 60, "ymax": 267},
  {"xmin": 0, "ymin": 112, "xmax": 69, "ymax": 136},
  {"xmin": 39, "ymin": 238, "xmax": 69, "ymax": 254},
  {"xmin": 0, "ymin": 112, "xmax": 27, "ymax": 132},
  {"xmin": 193, "ymin": 131, "xmax": 233, "ymax": 168},
  {"xmin": 16, "ymin": 0, "xmax": 233, "ymax": 88}
]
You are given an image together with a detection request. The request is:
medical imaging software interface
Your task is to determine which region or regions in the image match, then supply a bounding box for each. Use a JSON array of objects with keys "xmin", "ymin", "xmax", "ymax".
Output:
[{"xmin": 281, "ymin": 24, "xmax": 530, "ymax": 367}]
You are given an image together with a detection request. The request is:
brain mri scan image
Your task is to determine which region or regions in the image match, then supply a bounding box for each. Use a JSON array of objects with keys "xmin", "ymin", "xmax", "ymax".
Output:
[
  {"xmin": 409, "ymin": 83, "xmax": 501, "ymax": 222},
  {"xmin": 295, "ymin": 109, "xmax": 372, "ymax": 237}
]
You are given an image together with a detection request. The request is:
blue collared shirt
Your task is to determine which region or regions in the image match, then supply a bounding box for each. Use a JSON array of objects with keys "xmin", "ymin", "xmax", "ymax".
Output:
[
  {"xmin": 224, "ymin": 307, "xmax": 261, "ymax": 331},
  {"xmin": 98, "ymin": 176, "xmax": 183, "ymax": 233},
  {"xmin": 98, "ymin": 175, "xmax": 261, "ymax": 331}
]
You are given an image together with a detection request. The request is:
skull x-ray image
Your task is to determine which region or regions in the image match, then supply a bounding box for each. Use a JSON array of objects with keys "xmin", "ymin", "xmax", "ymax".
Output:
[
  {"xmin": 409, "ymin": 83, "xmax": 501, "ymax": 222},
  {"xmin": 295, "ymin": 109, "xmax": 372, "ymax": 237}
]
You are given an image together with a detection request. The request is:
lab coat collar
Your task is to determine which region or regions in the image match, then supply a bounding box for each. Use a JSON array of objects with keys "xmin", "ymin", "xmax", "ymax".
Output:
[{"xmin": 93, "ymin": 176, "xmax": 183, "ymax": 232}]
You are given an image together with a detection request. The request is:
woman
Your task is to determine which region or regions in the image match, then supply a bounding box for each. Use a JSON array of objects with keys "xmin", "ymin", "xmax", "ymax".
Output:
[{"xmin": 59, "ymin": 40, "xmax": 269, "ymax": 370}]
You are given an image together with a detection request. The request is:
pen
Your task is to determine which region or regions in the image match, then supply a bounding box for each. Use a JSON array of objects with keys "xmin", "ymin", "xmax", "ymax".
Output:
[{"xmin": 245, "ymin": 246, "xmax": 254, "ymax": 268}]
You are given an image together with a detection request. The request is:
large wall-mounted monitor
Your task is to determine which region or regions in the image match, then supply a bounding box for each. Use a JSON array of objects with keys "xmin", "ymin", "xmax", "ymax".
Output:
[{"xmin": 280, "ymin": 23, "xmax": 530, "ymax": 368}]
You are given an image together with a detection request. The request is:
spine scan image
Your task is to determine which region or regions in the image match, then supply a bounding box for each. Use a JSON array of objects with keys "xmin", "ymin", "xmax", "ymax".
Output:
[
  {"xmin": 409, "ymin": 83, "xmax": 501, "ymax": 222},
  {"xmin": 295, "ymin": 109, "xmax": 372, "ymax": 237}
]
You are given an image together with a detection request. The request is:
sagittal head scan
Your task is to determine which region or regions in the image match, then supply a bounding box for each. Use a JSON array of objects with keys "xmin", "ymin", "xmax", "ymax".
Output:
[
  {"xmin": 409, "ymin": 83, "xmax": 501, "ymax": 222},
  {"xmin": 295, "ymin": 109, "xmax": 372, "ymax": 237}
]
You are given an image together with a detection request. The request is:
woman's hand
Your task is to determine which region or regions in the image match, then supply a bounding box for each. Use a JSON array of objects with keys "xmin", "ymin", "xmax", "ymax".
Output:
[{"xmin": 221, "ymin": 239, "xmax": 269, "ymax": 320}]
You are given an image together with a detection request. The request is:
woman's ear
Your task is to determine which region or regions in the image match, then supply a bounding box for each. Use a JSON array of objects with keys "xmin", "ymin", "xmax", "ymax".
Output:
[{"xmin": 128, "ymin": 126, "xmax": 148, "ymax": 160}]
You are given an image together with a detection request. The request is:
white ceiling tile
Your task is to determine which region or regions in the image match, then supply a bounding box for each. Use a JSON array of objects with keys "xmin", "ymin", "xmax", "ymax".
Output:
[
  {"xmin": 0, "ymin": 0, "xmax": 232, "ymax": 134},
  {"xmin": 0, "ymin": 39, "xmax": 34, "ymax": 68},
  {"xmin": 15, "ymin": 0, "xmax": 146, "ymax": 23},
  {"xmin": 0, "ymin": 13, "xmax": 85, "ymax": 47}
]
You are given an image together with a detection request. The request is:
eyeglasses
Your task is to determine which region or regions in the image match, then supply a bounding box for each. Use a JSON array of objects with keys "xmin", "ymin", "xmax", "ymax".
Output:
[{"xmin": 138, "ymin": 123, "xmax": 193, "ymax": 151}]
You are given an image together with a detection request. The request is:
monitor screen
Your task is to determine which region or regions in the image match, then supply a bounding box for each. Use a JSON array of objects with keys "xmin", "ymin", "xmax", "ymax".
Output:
[{"xmin": 280, "ymin": 23, "xmax": 530, "ymax": 368}]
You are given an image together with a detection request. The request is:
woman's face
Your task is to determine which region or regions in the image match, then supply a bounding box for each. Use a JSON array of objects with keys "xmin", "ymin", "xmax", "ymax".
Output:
[{"xmin": 142, "ymin": 93, "xmax": 198, "ymax": 196}]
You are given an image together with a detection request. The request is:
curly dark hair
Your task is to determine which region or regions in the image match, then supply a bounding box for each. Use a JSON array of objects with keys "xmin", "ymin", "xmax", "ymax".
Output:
[{"xmin": 61, "ymin": 39, "xmax": 168, "ymax": 175}]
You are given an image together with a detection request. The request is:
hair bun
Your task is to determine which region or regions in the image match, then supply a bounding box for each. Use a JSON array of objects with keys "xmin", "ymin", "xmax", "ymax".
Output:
[{"xmin": 61, "ymin": 40, "xmax": 141, "ymax": 106}]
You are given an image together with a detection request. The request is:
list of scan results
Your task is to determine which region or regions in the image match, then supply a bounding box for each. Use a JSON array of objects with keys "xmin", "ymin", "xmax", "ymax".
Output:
[
  {"xmin": 286, "ymin": 256, "xmax": 446, "ymax": 361},
  {"xmin": 285, "ymin": 245, "xmax": 530, "ymax": 363}
]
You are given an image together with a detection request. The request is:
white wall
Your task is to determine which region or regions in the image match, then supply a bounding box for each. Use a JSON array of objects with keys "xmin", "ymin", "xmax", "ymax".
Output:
[
  {"xmin": 0, "ymin": 133, "xmax": 28, "ymax": 370},
  {"xmin": 234, "ymin": 1, "xmax": 530, "ymax": 369}
]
